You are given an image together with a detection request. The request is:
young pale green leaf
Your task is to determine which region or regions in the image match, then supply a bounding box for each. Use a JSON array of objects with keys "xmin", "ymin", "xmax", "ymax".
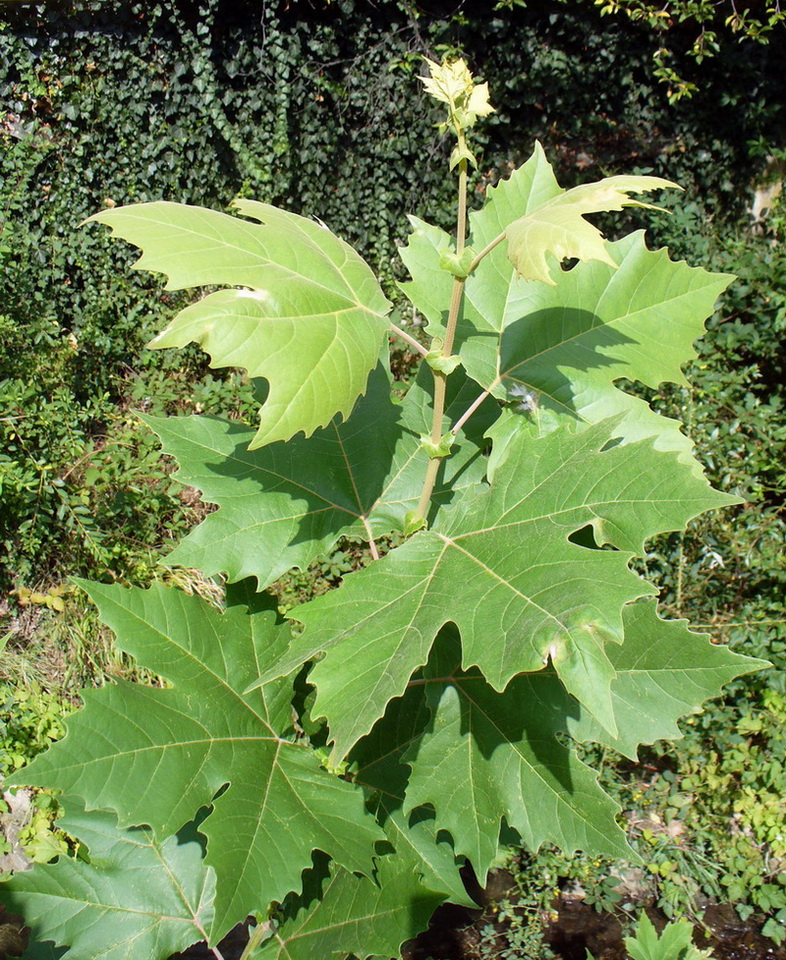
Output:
[
  {"xmin": 14, "ymin": 583, "xmax": 382, "ymax": 938},
  {"xmin": 402, "ymin": 627, "xmax": 632, "ymax": 883},
  {"xmin": 0, "ymin": 801, "xmax": 215, "ymax": 960},
  {"xmin": 149, "ymin": 364, "xmax": 497, "ymax": 589},
  {"xmin": 87, "ymin": 200, "xmax": 391, "ymax": 448},
  {"xmin": 402, "ymin": 147, "xmax": 733, "ymax": 464},
  {"xmin": 254, "ymin": 852, "xmax": 445, "ymax": 960},
  {"xmin": 565, "ymin": 600, "xmax": 768, "ymax": 760},
  {"xmin": 464, "ymin": 231, "xmax": 733, "ymax": 464},
  {"xmin": 504, "ymin": 166, "xmax": 678, "ymax": 284},
  {"xmin": 258, "ymin": 419, "xmax": 736, "ymax": 755},
  {"xmin": 398, "ymin": 145, "xmax": 561, "ymax": 339}
]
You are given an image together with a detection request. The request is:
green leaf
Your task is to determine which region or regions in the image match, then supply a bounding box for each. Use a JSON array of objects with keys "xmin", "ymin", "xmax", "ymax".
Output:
[
  {"xmin": 397, "ymin": 217, "xmax": 456, "ymax": 339},
  {"xmin": 566, "ymin": 601, "xmax": 768, "ymax": 760},
  {"xmin": 419, "ymin": 432, "xmax": 454, "ymax": 459},
  {"xmin": 144, "ymin": 364, "xmax": 402, "ymax": 589},
  {"xmin": 402, "ymin": 627, "xmax": 632, "ymax": 883},
  {"xmin": 624, "ymin": 913, "xmax": 713, "ymax": 960},
  {"xmin": 465, "ymin": 231, "xmax": 733, "ymax": 463},
  {"xmin": 255, "ymin": 852, "xmax": 445, "ymax": 960},
  {"xmin": 402, "ymin": 148, "xmax": 733, "ymax": 463},
  {"xmin": 350, "ymin": 684, "xmax": 474, "ymax": 907},
  {"xmin": 259, "ymin": 418, "xmax": 735, "ymax": 755},
  {"xmin": 87, "ymin": 200, "xmax": 391, "ymax": 448},
  {"xmin": 399, "ymin": 145, "xmax": 563, "ymax": 337},
  {"xmin": 404, "ymin": 610, "xmax": 761, "ymax": 884},
  {"xmin": 14, "ymin": 583, "xmax": 382, "ymax": 937},
  {"xmin": 501, "ymin": 149, "xmax": 678, "ymax": 284},
  {"xmin": 151, "ymin": 364, "xmax": 497, "ymax": 589},
  {"xmin": 438, "ymin": 247, "xmax": 475, "ymax": 279},
  {"xmin": 0, "ymin": 800, "xmax": 215, "ymax": 960}
]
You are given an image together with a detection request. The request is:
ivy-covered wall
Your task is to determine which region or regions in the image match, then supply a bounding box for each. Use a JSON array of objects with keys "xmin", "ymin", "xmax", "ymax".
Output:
[{"xmin": 1, "ymin": 0, "xmax": 784, "ymax": 589}]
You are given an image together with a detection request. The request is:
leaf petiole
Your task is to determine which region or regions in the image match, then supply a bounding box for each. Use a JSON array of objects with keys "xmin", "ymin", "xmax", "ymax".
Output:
[
  {"xmin": 389, "ymin": 322, "xmax": 429, "ymax": 357},
  {"xmin": 451, "ymin": 388, "xmax": 492, "ymax": 437}
]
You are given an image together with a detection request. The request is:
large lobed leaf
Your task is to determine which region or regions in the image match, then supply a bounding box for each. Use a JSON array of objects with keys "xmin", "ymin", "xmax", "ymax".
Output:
[
  {"xmin": 400, "ymin": 607, "xmax": 762, "ymax": 883},
  {"xmin": 255, "ymin": 852, "xmax": 446, "ymax": 960},
  {"xmin": 0, "ymin": 801, "xmax": 215, "ymax": 960},
  {"xmin": 400, "ymin": 145, "xmax": 733, "ymax": 464},
  {"xmin": 147, "ymin": 364, "xmax": 497, "ymax": 589},
  {"xmin": 13, "ymin": 583, "xmax": 382, "ymax": 940},
  {"xmin": 88, "ymin": 200, "xmax": 391, "ymax": 448},
  {"xmin": 402, "ymin": 627, "xmax": 632, "ymax": 882},
  {"xmin": 256, "ymin": 416, "xmax": 738, "ymax": 755}
]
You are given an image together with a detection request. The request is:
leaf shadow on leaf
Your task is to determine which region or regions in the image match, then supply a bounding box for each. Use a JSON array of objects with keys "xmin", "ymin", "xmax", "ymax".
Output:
[
  {"xmin": 179, "ymin": 362, "xmax": 409, "ymax": 556},
  {"xmin": 421, "ymin": 627, "xmax": 583, "ymax": 795},
  {"xmin": 498, "ymin": 307, "xmax": 639, "ymax": 418},
  {"xmin": 22, "ymin": 943, "xmax": 68, "ymax": 960},
  {"xmin": 225, "ymin": 578, "xmax": 283, "ymax": 617},
  {"xmin": 351, "ymin": 625, "xmax": 584, "ymax": 835},
  {"xmin": 424, "ymin": 368, "xmax": 499, "ymax": 520}
]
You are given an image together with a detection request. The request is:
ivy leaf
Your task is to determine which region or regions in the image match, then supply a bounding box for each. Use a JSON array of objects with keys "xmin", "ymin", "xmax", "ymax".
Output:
[
  {"xmin": 255, "ymin": 852, "xmax": 445, "ymax": 960},
  {"xmin": 402, "ymin": 627, "xmax": 632, "ymax": 884},
  {"xmin": 14, "ymin": 583, "xmax": 382, "ymax": 938},
  {"xmin": 0, "ymin": 800, "xmax": 215, "ymax": 960},
  {"xmin": 258, "ymin": 418, "xmax": 736, "ymax": 755},
  {"xmin": 87, "ymin": 200, "xmax": 391, "ymax": 448},
  {"xmin": 503, "ymin": 163, "xmax": 678, "ymax": 284},
  {"xmin": 148, "ymin": 364, "xmax": 497, "ymax": 589}
]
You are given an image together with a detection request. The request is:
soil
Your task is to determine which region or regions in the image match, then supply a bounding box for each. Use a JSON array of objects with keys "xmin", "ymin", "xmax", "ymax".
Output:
[{"xmin": 401, "ymin": 888, "xmax": 786, "ymax": 960}]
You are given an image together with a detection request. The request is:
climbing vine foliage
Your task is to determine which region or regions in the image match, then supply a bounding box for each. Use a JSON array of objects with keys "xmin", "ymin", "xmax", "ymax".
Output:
[{"xmin": 2, "ymin": 60, "xmax": 763, "ymax": 960}]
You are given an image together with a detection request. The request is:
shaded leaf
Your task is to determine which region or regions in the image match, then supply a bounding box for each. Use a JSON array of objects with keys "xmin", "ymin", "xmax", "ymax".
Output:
[
  {"xmin": 401, "ymin": 615, "xmax": 761, "ymax": 883},
  {"xmin": 260, "ymin": 418, "xmax": 735, "ymax": 755},
  {"xmin": 402, "ymin": 627, "xmax": 631, "ymax": 883},
  {"xmin": 465, "ymin": 231, "xmax": 732, "ymax": 463},
  {"xmin": 351, "ymin": 684, "xmax": 474, "ymax": 907},
  {"xmin": 14, "ymin": 584, "xmax": 382, "ymax": 937},
  {"xmin": 149, "ymin": 364, "xmax": 496, "ymax": 589},
  {"xmin": 0, "ymin": 800, "xmax": 214, "ymax": 960},
  {"xmin": 625, "ymin": 913, "xmax": 712, "ymax": 960},
  {"xmin": 255, "ymin": 851, "xmax": 444, "ymax": 960},
  {"xmin": 88, "ymin": 200, "xmax": 391, "ymax": 448},
  {"xmin": 397, "ymin": 217, "xmax": 456, "ymax": 340}
]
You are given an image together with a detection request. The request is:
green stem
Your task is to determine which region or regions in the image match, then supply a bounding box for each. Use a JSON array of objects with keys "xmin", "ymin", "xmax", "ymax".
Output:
[
  {"xmin": 466, "ymin": 230, "xmax": 506, "ymax": 276},
  {"xmin": 390, "ymin": 321, "xmax": 428, "ymax": 358},
  {"xmin": 414, "ymin": 139, "xmax": 469, "ymax": 523},
  {"xmin": 238, "ymin": 920, "xmax": 273, "ymax": 960},
  {"xmin": 451, "ymin": 387, "xmax": 491, "ymax": 436}
]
